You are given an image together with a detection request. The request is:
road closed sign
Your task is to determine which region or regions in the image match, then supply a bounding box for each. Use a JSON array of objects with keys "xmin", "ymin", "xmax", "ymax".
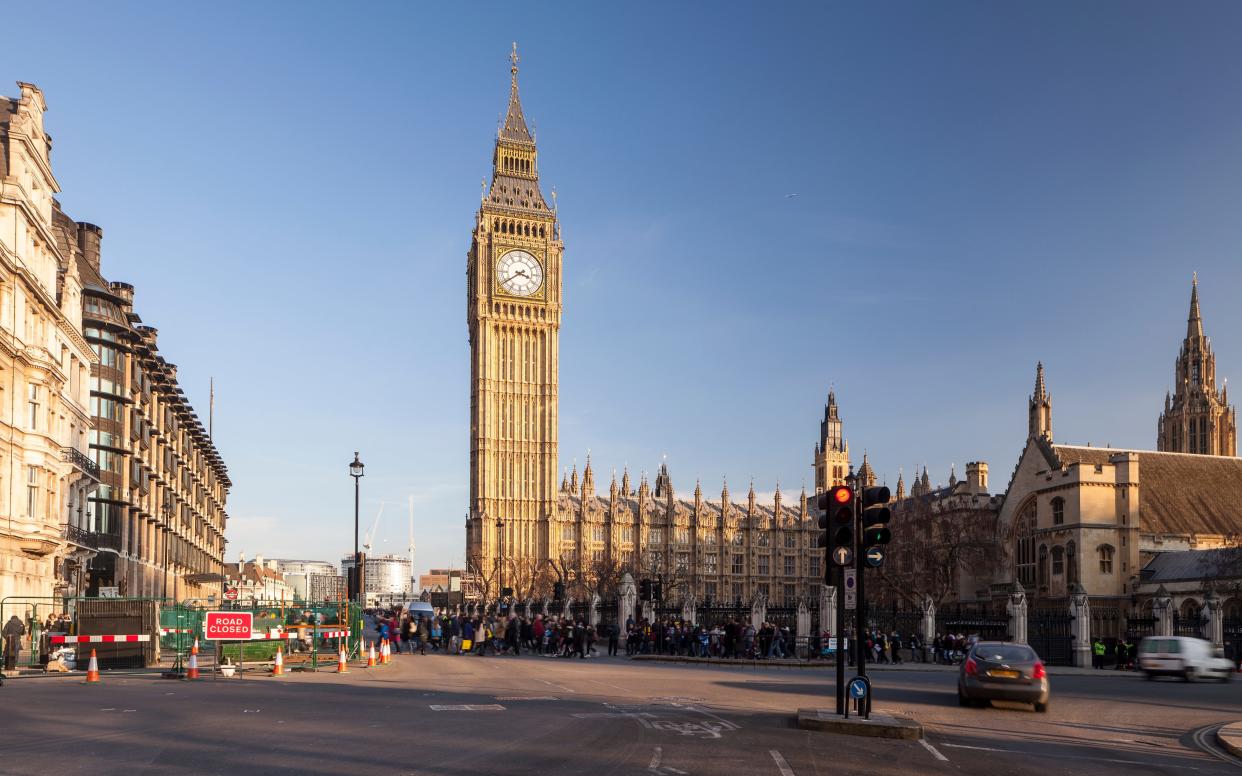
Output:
[{"xmin": 205, "ymin": 611, "xmax": 253, "ymax": 640}]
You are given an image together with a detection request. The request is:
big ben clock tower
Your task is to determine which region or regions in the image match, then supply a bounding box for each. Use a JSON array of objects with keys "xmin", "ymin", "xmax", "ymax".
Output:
[{"xmin": 466, "ymin": 45, "xmax": 563, "ymax": 580}]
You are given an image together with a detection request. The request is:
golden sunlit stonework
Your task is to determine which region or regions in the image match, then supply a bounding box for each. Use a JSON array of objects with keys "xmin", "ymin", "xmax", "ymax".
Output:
[{"xmin": 465, "ymin": 50, "xmax": 843, "ymax": 605}]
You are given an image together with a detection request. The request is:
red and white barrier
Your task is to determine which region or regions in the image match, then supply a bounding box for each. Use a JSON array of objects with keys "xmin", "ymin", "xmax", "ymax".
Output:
[
  {"xmin": 160, "ymin": 628, "xmax": 195, "ymax": 635},
  {"xmin": 51, "ymin": 634, "xmax": 151, "ymax": 644}
]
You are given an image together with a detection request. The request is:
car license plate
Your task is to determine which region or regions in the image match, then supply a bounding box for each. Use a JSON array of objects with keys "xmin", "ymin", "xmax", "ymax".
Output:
[{"xmin": 988, "ymin": 669, "xmax": 1019, "ymax": 678}]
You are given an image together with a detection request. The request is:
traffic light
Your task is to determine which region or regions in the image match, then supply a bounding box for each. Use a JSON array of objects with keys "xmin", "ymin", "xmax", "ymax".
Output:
[
  {"xmin": 817, "ymin": 485, "xmax": 854, "ymax": 568},
  {"xmin": 553, "ymin": 582, "xmax": 565, "ymax": 601},
  {"xmin": 639, "ymin": 579, "xmax": 652, "ymax": 601},
  {"xmin": 860, "ymin": 486, "xmax": 892, "ymax": 566},
  {"xmin": 653, "ymin": 580, "xmax": 663, "ymax": 602}
]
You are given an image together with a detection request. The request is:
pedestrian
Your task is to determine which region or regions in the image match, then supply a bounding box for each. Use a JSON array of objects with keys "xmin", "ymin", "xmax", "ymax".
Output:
[
  {"xmin": 608, "ymin": 621, "xmax": 620, "ymax": 657},
  {"xmin": 1091, "ymin": 637, "xmax": 1105, "ymax": 669},
  {"xmin": 3, "ymin": 615, "xmax": 26, "ymax": 671}
]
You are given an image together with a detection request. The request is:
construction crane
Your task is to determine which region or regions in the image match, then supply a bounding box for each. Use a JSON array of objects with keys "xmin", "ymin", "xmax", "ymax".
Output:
[
  {"xmin": 362, "ymin": 503, "xmax": 385, "ymax": 555},
  {"xmin": 407, "ymin": 495, "xmax": 416, "ymax": 595}
]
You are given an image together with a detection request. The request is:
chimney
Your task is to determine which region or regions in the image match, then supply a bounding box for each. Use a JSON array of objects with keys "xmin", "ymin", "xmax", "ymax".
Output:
[
  {"xmin": 76, "ymin": 222, "xmax": 103, "ymax": 273},
  {"xmin": 965, "ymin": 462, "xmax": 988, "ymax": 494}
]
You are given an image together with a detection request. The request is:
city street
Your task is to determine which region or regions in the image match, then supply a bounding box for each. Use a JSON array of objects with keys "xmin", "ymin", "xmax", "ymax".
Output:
[{"xmin": 2, "ymin": 654, "xmax": 1238, "ymax": 775}]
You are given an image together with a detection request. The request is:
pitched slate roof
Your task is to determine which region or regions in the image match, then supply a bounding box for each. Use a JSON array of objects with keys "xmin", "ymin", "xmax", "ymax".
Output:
[
  {"xmin": 1142, "ymin": 547, "xmax": 1242, "ymax": 582},
  {"xmin": 1051, "ymin": 444, "xmax": 1242, "ymax": 537}
]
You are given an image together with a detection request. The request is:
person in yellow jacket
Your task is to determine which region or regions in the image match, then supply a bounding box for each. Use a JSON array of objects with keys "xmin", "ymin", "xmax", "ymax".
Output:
[{"xmin": 1092, "ymin": 637, "xmax": 1106, "ymax": 669}]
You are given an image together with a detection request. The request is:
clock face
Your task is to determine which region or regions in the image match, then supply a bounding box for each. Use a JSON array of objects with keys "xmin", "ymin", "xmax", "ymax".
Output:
[{"xmin": 496, "ymin": 250, "xmax": 544, "ymax": 296}]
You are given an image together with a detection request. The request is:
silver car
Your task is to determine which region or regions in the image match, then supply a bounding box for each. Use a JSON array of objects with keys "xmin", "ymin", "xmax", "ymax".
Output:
[{"xmin": 958, "ymin": 641, "xmax": 1050, "ymax": 712}]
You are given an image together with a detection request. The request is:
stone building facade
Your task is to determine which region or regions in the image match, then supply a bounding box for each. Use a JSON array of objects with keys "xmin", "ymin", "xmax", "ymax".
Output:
[
  {"xmin": 73, "ymin": 226, "xmax": 230, "ymax": 601},
  {"xmin": 1157, "ymin": 277, "xmax": 1236, "ymax": 456},
  {"xmin": 0, "ymin": 82, "xmax": 99, "ymax": 603},
  {"xmin": 2, "ymin": 81, "xmax": 229, "ymax": 605}
]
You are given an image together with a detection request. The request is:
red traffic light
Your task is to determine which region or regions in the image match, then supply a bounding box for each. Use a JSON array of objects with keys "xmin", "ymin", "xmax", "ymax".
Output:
[{"xmin": 832, "ymin": 486, "xmax": 853, "ymax": 504}]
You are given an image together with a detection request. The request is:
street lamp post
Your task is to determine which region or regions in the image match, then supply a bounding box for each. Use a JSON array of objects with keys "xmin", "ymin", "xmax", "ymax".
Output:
[
  {"xmin": 496, "ymin": 519, "xmax": 505, "ymax": 613},
  {"xmin": 349, "ymin": 452, "xmax": 365, "ymax": 606}
]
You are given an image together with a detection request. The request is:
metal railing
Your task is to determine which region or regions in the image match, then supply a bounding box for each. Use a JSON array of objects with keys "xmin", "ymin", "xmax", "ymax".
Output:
[{"xmin": 62, "ymin": 446, "xmax": 101, "ymax": 479}]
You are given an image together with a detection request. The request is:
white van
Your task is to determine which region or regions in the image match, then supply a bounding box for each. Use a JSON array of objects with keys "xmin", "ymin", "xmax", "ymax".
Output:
[
  {"xmin": 1138, "ymin": 636, "xmax": 1233, "ymax": 682},
  {"xmin": 403, "ymin": 601, "xmax": 436, "ymax": 622}
]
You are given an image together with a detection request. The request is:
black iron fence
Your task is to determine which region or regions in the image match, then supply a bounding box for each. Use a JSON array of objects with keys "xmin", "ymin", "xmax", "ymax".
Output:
[
  {"xmin": 868, "ymin": 603, "xmax": 923, "ymax": 637},
  {"xmin": 1224, "ymin": 618, "xmax": 1242, "ymax": 664},
  {"xmin": 696, "ymin": 601, "xmax": 748, "ymax": 628},
  {"xmin": 1028, "ymin": 608, "xmax": 1074, "ymax": 666},
  {"xmin": 1124, "ymin": 615, "xmax": 1158, "ymax": 640},
  {"xmin": 936, "ymin": 603, "xmax": 1009, "ymax": 641},
  {"xmin": 1173, "ymin": 612, "xmax": 1205, "ymax": 639}
]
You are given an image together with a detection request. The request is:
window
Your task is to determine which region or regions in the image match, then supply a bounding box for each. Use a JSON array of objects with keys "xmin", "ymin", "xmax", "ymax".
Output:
[
  {"xmin": 731, "ymin": 532, "xmax": 744, "ymax": 546},
  {"xmin": 1038, "ymin": 544, "xmax": 1048, "ymax": 588},
  {"xmin": 784, "ymin": 555, "xmax": 796, "ymax": 576},
  {"xmin": 592, "ymin": 525, "xmax": 606, "ymax": 543},
  {"xmin": 809, "ymin": 555, "xmax": 821, "ymax": 578},
  {"xmin": 758, "ymin": 555, "xmax": 770, "ymax": 575},
  {"xmin": 561, "ymin": 525, "xmax": 576, "ymax": 541},
  {"xmin": 1099, "ymin": 545, "xmax": 1114, "ymax": 574},
  {"xmin": 1051, "ymin": 497, "xmax": 1065, "ymax": 526},
  {"xmin": 784, "ymin": 533, "xmax": 796, "ymax": 548},
  {"xmin": 26, "ymin": 465, "xmax": 38, "ymax": 518},
  {"xmin": 675, "ymin": 527, "xmax": 690, "ymax": 545},
  {"xmin": 676, "ymin": 553, "xmax": 690, "ymax": 573},
  {"xmin": 784, "ymin": 584, "xmax": 797, "ymax": 607},
  {"xmin": 731, "ymin": 582, "xmax": 743, "ymax": 602},
  {"xmin": 732, "ymin": 554, "xmax": 744, "ymax": 574},
  {"xmin": 1015, "ymin": 502, "xmax": 1036, "ymax": 588},
  {"xmin": 757, "ymin": 533, "xmax": 769, "ymax": 547},
  {"xmin": 704, "ymin": 581, "xmax": 718, "ymax": 600},
  {"xmin": 758, "ymin": 583, "xmax": 769, "ymax": 599},
  {"xmin": 28, "ymin": 384, "xmax": 40, "ymax": 430},
  {"xmin": 703, "ymin": 531, "xmax": 717, "ymax": 545},
  {"xmin": 703, "ymin": 554, "xmax": 718, "ymax": 575},
  {"xmin": 1051, "ymin": 546, "xmax": 1064, "ymax": 576},
  {"xmin": 1066, "ymin": 541, "xmax": 1077, "ymax": 584},
  {"xmin": 620, "ymin": 525, "xmax": 633, "ymax": 544},
  {"xmin": 648, "ymin": 527, "xmax": 664, "ymax": 544}
]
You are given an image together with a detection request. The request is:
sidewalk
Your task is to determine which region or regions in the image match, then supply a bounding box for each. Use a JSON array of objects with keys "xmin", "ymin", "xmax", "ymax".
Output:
[
  {"xmin": 630, "ymin": 654, "xmax": 1136, "ymax": 677},
  {"xmin": 1218, "ymin": 722, "xmax": 1242, "ymax": 758}
]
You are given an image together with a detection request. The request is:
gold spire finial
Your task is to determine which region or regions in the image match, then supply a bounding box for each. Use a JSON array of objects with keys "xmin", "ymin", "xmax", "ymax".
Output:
[{"xmin": 510, "ymin": 42, "xmax": 520, "ymax": 74}]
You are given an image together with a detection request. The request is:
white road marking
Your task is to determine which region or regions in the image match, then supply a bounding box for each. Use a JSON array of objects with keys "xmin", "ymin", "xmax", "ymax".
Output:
[
  {"xmin": 769, "ymin": 749, "xmax": 796, "ymax": 776},
  {"xmin": 541, "ymin": 679, "xmax": 576, "ymax": 693},
  {"xmin": 649, "ymin": 747, "xmax": 663, "ymax": 769},
  {"xmin": 919, "ymin": 740, "xmax": 948, "ymax": 762},
  {"xmin": 429, "ymin": 704, "xmax": 506, "ymax": 711},
  {"xmin": 496, "ymin": 696, "xmax": 559, "ymax": 701},
  {"xmin": 940, "ymin": 743, "xmax": 1201, "ymax": 769}
]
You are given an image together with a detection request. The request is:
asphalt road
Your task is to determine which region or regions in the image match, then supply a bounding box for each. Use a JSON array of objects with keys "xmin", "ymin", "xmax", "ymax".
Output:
[{"xmin": 1, "ymin": 653, "xmax": 1239, "ymax": 775}]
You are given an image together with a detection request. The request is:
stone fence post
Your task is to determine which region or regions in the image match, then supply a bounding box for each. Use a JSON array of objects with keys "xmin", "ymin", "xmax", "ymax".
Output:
[
  {"xmin": 1153, "ymin": 588, "xmax": 1173, "ymax": 637},
  {"xmin": 920, "ymin": 595, "xmax": 937, "ymax": 654},
  {"xmin": 796, "ymin": 600, "xmax": 810, "ymax": 656},
  {"xmin": 751, "ymin": 592, "xmax": 767, "ymax": 631},
  {"xmin": 1205, "ymin": 591, "xmax": 1224, "ymax": 649},
  {"xmin": 681, "ymin": 594, "xmax": 696, "ymax": 626},
  {"xmin": 1070, "ymin": 590, "xmax": 1091, "ymax": 668},
  {"xmin": 619, "ymin": 573, "xmax": 636, "ymax": 627},
  {"xmin": 590, "ymin": 594, "xmax": 601, "ymax": 629},
  {"xmin": 1007, "ymin": 583, "xmax": 1029, "ymax": 645},
  {"xmin": 819, "ymin": 584, "xmax": 836, "ymax": 637}
]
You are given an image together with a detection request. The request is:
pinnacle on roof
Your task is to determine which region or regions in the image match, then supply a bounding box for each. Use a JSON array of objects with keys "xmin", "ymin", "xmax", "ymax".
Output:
[
  {"xmin": 500, "ymin": 42, "xmax": 534, "ymax": 145},
  {"xmin": 1188, "ymin": 272, "xmax": 1204, "ymax": 340},
  {"xmin": 1033, "ymin": 361, "xmax": 1048, "ymax": 402}
]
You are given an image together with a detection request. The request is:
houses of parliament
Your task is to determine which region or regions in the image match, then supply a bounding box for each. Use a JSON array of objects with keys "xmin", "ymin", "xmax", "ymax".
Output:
[{"xmin": 463, "ymin": 48, "xmax": 1239, "ymax": 607}]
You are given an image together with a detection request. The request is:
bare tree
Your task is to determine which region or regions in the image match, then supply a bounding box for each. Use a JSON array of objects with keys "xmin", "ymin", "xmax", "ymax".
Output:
[{"xmin": 873, "ymin": 499, "xmax": 1000, "ymax": 608}]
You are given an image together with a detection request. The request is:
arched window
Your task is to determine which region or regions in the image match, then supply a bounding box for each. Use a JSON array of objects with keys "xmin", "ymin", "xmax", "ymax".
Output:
[
  {"xmin": 1051, "ymin": 497, "xmax": 1065, "ymax": 526},
  {"xmin": 1098, "ymin": 544, "xmax": 1114, "ymax": 574},
  {"xmin": 1038, "ymin": 544, "xmax": 1048, "ymax": 589},
  {"xmin": 1066, "ymin": 541, "xmax": 1077, "ymax": 584},
  {"xmin": 1051, "ymin": 545, "xmax": 1065, "ymax": 576},
  {"xmin": 1181, "ymin": 598, "xmax": 1201, "ymax": 620},
  {"xmin": 1015, "ymin": 502, "xmax": 1036, "ymax": 588}
]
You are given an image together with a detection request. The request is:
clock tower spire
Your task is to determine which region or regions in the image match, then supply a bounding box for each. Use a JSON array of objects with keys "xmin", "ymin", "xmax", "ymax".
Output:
[{"xmin": 466, "ymin": 45, "xmax": 563, "ymax": 584}]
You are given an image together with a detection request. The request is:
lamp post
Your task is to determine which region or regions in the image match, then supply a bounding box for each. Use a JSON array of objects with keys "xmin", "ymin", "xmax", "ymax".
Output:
[
  {"xmin": 349, "ymin": 452, "xmax": 365, "ymax": 606},
  {"xmin": 496, "ymin": 519, "xmax": 505, "ymax": 613}
]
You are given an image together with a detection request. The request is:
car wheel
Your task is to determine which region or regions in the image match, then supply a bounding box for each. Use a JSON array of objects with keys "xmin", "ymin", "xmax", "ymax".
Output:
[
  {"xmin": 1034, "ymin": 701, "xmax": 1049, "ymax": 713},
  {"xmin": 1182, "ymin": 669, "xmax": 1193, "ymax": 682},
  {"xmin": 1144, "ymin": 670, "xmax": 1154, "ymax": 681}
]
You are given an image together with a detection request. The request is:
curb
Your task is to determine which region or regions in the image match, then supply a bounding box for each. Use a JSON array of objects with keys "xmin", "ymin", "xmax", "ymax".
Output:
[
  {"xmin": 629, "ymin": 655, "xmax": 1138, "ymax": 677},
  {"xmin": 1218, "ymin": 722, "xmax": 1242, "ymax": 758},
  {"xmin": 796, "ymin": 707, "xmax": 923, "ymax": 740}
]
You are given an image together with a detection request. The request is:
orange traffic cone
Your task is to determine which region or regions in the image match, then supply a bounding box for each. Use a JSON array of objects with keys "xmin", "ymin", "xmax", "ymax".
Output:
[
  {"xmin": 85, "ymin": 648, "xmax": 100, "ymax": 684},
  {"xmin": 382, "ymin": 639, "xmax": 389, "ymax": 664},
  {"xmin": 186, "ymin": 649, "xmax": 200, "ymax": 680},
  {"xmin": 272, "ymin": 646, "xmax": 285, "ymax": 677},
  {"xmin": 384, "ymin": 639, "xmax": 392, "ymax": 663},
  {"xmin": 336, "ymin": 646, "xmax": 349, "ymax": 673},
  {"xmin": 367, "ymin": 642, "xmax": 376, "ymax": 668}
]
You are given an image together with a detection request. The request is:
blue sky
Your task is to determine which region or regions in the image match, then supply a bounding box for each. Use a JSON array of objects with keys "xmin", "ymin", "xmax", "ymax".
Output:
[{"xmin": 5, "ymin": 2, "xmax": 1242, "ymax": 579}]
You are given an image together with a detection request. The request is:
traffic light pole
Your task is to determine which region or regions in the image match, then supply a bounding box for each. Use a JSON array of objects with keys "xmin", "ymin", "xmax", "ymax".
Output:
[
  {"xmin": 835, "ymin": 562, "xmax": 846, "ymax": 715},
  {"xmin": 854, "ymin": 487, "xmax": 868, "ymax": 710}
]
